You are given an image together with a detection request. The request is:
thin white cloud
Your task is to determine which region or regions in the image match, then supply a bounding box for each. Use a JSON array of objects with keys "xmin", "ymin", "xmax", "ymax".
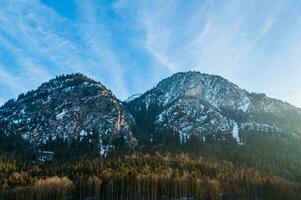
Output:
[
  {"xmin": 0, "ymin": 0, "xmax": 301, "ymax": 108},
  {"xmin": 76, "ymin": 0, "xmax": 129, "ymax": 99},
  {"xmin": 0, "ymin": 0, "xmax": 130, "ymax": 102},
  {"xmin": 0, "ymin": 65, "xmax": 27, "ymax": 92},
  {"xmin": 136, "ymin": 0, "xmax": 301, "ymax": 107},
  {"xmin": 0, "ymin": 1, "xmax": 82, "ymax": 84}
]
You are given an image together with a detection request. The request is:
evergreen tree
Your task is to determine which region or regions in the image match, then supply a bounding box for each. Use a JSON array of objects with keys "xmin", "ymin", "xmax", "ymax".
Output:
[{"xmin": 91, "ymin": 127, "xmax": 101, "ymax": 158}]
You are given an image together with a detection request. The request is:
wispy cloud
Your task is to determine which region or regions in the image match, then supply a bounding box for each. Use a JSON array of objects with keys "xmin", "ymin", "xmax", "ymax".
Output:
[
  {"xmin": 76, "ymin": 0, "xmax": 129, "ymax": 99},
  {"xmin": 136, "ymin": 0, "xmax": 301, "ymax": 106},
  {"xmin": 0, "ymin": 1, "xmax": 81, "ymax": 91},
  {"xmin": 0, "ymin": 0, "xmax": 130, "ymax": 102},
  {"xmin": 0, "ymin": 0, "xmax": 301, "ymax": 107}
]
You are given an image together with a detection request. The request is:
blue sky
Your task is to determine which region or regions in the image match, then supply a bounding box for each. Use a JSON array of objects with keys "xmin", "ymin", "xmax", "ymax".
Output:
[{"xmin": 1, "ymin": 0, "xmax": 301, "ymax": 107}]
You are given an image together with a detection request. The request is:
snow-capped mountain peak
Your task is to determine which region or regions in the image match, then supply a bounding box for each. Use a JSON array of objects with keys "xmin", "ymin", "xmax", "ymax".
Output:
[
  {"xmin": 0, "ymin": 73, "xmax": 137, "ymax": 149},
  {"xmin": 126, "ymin": 71, "xmax": 301, "ymax": 144}
]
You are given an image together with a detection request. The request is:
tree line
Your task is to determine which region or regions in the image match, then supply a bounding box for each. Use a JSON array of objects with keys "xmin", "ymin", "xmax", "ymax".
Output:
[{"xmin": 0, "ymin": 153, "xmax": 300, "ymax": 200}]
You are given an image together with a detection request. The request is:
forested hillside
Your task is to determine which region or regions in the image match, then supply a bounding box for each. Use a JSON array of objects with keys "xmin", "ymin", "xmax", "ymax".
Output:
[
  {"xmin": 1, "ymin": 72, "xmax": 301, "ymax": 199},
  {"xmin": 0, "ymin": 153, "xmax": 300, "ymax": 200}
]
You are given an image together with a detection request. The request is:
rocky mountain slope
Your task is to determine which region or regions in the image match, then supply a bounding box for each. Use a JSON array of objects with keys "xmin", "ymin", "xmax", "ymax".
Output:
[
  {"xmin": 1, "ymin": 71, "xmax": 301, "ymax": 184},
  {"xmin": 126, "ymin": 71, "xmax": 301, "ymax": 144},
  {"xmin": 0, "ymin": 74, "xmax": 137, "ymax": 151},
  {"xmin": 1, "ymin": 71, "xmax": 301, "ymax": 157}
]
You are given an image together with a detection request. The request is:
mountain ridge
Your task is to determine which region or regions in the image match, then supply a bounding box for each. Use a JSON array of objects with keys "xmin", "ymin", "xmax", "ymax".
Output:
[
  {"xmin": 125, "ymin": 71, "xmax": 301, "ymax": 144},
  {"xmin": 0, "ymin": 73, "xmax": 137, "ymax": 154},
  {"xmin": 1, "ymin": 71, "xmax": 301, "ymax": 157},
  {"xmin": 127, "ymin": 71, "xmax": 300, "ymax": 111}
]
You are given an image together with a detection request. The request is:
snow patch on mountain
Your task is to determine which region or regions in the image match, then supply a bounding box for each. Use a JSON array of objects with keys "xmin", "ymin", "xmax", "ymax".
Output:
[
  {"xmin": 125, "ymin": 94, "xmax": 142, "ymax": 103},
  {"xmin": 126, "ymin": 71, "xmax": 301, "ymax": 144},
  {"xmin": 232, "ymin": 121, "xmax": 243, "ymax": 145},
  {"xmin": 239, "ymin": 96, "xmax": 251, "ymax": 112},
  {"xmin": 0, "ymin": 73, "xmax": 137, "ymax": 150},
  {"xmin": 56, "ymin": 109, "xmax": 67, "ymax": 120}
]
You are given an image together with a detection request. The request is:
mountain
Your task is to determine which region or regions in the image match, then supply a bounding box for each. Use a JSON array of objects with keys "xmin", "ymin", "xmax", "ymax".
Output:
[
  {"xmin": 1, "ymin": 72, "xmax": 301, "ymax": 199},
  {"xmin": 0, "ymin": 73, "xmax": 137, "ymax": 156},
  {"xmin": 1, "ymin": 71, "xmax": 301, "ymax": 162},
  {"xmin": 125, "ymin": 71, "xmax": 301, "ymax": 144}
]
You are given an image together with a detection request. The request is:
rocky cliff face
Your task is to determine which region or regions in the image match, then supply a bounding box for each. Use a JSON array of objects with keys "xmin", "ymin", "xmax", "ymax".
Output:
[
  {"xmin": 126, "ymin": 71, "xmax": 301, "ymax": 144},
  {"xmin": 0, "ymin": 74, "xmax": 137, "ymax": 149},
  {"xmin": 1, "ymin": 71, "xmax": 301, "ymax": 154}
]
